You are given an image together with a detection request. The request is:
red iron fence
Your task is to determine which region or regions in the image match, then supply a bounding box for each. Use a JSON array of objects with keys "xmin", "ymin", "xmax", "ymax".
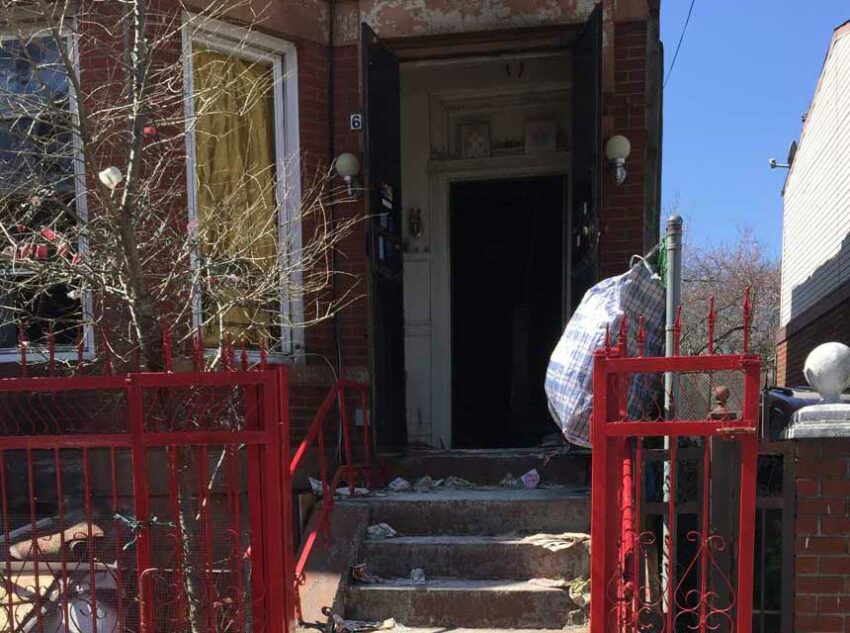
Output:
[
  {"xmin": 0, "ymin": 327, "xmax": 373, "ymax": 633},
  {"xmin": 289, "ymin": 378, "xmax": 372, "ymax": 622},
  {"xmin": 590, "ymin": 307, "xmax": 760, "ymax": 633},
  {"xmin": 0, "ymin": 368, "xmax": 290, "ymax": 633}
]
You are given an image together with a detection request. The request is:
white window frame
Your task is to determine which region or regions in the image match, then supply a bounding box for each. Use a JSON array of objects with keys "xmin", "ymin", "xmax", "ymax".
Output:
[
  {"xmin": 0, "ymin": 23, "xmax": 95, "ymax": 362},
  {"xmin": 182, "ymin": 15, "xmax": 303, "ymax": 359}
]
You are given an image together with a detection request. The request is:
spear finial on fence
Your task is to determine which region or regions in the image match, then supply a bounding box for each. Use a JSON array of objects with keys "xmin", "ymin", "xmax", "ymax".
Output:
[
  {"xmin": 222, "ymin": 333, "xmax": 234, "ymax": 371},
  {"xmin": 193, "ymin": 326, "xmax": 204, "ymax": 371},
  {"xmin": 77, "ymin": 325, "xmax": 85, "ymax": 372},
  {"xmin": 18, "ymin": 322, "xmax": 26, "ymax": 377},
  {"xmin": 674, "ymin": 305, "xmax": 682, "ymax": 357},
  {"xmin": 160, "ymin": 320, "xmax": 173, "ymax": 372},
  {"xmin": 743, "ymin": 286, "xmax": 752, "ymax": 355},
  {"xmin": 604, "ymin": 324, "xmax": 611, "ymax": 354},
  {"xmin": 47, "ymin": 321, "xmax": 56, "ymax": 376},
  {"xmin": 707, "ymin": 296, "xmax": 716, "ymax": 355},
  {"xmin": 637, "ymin": 315, "xmax": 646, "ymax": 357},
  {"xmin": 618, "ymin": 313, "xmax": 629, "ymax": 356},
  {"xmin": 241, "ymin": 341, "xmax": 249, "ymax": 371}
]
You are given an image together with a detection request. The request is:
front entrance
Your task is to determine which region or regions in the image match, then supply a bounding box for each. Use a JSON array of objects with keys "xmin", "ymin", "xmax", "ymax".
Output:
[
  {"xmin": 450, "ymin": 176, "xmax": 566, "ymax": 448},
  {"xmin": 364, "ymin": 8, "xmax": 601, "ymax": 449}
]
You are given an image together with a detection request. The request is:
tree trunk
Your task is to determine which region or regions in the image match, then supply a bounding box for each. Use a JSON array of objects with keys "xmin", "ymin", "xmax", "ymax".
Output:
[{"xmin": 177, "ymin": 446, "xmax": 207, "ymax": 633}]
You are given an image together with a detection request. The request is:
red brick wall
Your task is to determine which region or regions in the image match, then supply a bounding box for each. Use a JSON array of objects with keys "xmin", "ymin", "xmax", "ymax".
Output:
[
  {"xmin": 289, "ymin": 40, "xmax": 369, "ymax": 440},
  {"xmin": 599, "ymin": 20, "xmax": 648, "ymax": 279},
  {"xmin": 794, "ymin": 438, "xmax": 850, "ymax": 632},
  {"xmin": 776, "ymin": 294, "xmax": 850, "ymax": 387},
  {"xmin": 297, "ymin": 41, "xmax": 368, "ymax": 374},
  {"xmin": 330, "ymin": 45, "xmax": 370, "ymax": 373}
]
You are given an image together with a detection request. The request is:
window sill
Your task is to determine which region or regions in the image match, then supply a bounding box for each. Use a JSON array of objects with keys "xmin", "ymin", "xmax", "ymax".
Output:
[
  {"xmin": 200, "ymin": 347, "xmax": 303, "ymax": 365},
  {"xmin": 0, "ymin": 348, "xmax": 94, "ymax": 364}
]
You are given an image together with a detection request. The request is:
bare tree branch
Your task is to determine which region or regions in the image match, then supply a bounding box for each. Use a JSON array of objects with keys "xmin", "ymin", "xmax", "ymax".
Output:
[{"xmin": 0, "ymin": 0, "xmax": 362, "ymax": 371}]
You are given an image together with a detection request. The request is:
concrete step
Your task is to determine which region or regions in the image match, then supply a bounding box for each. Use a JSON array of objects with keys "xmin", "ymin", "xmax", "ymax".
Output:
[
  {"xmin": 346, "ymin": 487, "xmax": 590, "ymax": 535},
  {"xmin": 390, "ymin": 449, "xmax": 591, "ymax": 488},
  {"xmin": 362, "ymin": 533, "xmax": 590, "ymax": 580},
  {"xmin": 346, "ymin": 579, "xmax": 579, "ymax": 629}
]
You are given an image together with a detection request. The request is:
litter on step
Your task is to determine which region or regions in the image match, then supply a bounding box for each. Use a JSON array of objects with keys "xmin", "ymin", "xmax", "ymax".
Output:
[
  {"xmin": 386, "ymin": 475, "xmax": 474, "ymax": 493},
  {"xmin": 333, "ymin": 614, "xmax": 396, "ymax": 633},
  {"xmin": 500, "ymin": 468, "xmax": 540, "ymax": 489},
  {"xmin": 366, "ymin": 523, "xmax": 399, "ymax": 539},
  {"xmin": 310, "ymin": 477, "xmax": 370, "ymax": 498},
  {"xmin": 351, "ymin": 563, "xmax": 383, "ymax": 585},
  {"xmin": 409, "ymin": 568, "xmax": 426, "ymax": 585}
]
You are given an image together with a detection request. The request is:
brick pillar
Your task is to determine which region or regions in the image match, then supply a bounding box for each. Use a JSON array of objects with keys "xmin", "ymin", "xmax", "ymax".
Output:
[
  {"xmin": 599, "ymin": 20, "xmax": 648, "ymax": 279},
  {"xmin": 794, "ymin": 439, "xmax": 850, "ymax": 632}
]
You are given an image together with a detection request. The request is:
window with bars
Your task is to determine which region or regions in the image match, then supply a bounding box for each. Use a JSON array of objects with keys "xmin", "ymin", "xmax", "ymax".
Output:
[{"xmin": 0, "ymin": 34, "xmax": 84, "ymax": 355}]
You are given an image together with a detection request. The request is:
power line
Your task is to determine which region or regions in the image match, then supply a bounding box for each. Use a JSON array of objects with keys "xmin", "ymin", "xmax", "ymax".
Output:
[{"xmin": 664, "ymin": 0, "xmax": 697, "ymax": 89}]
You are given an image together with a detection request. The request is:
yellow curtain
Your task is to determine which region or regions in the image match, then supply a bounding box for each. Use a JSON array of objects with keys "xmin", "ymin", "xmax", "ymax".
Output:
[{"xmin": 192, "ymin": 48, "xmax": 278, "ymax": 346}]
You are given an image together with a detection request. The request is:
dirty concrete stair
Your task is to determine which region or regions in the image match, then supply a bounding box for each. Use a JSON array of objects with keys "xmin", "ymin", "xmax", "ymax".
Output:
[{"xmin": 343, "ymin": 450, "xmax": 592, "ymax": 631}]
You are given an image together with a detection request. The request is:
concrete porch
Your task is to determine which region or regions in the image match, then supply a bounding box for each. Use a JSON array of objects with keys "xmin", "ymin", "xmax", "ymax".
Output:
[{"xmin": 295, "ymin": 449, "xmax": 592, "ymax": 632}]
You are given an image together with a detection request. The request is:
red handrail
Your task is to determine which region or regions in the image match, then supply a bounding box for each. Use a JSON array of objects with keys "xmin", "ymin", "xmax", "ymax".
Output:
[{"xmin": 289, "ymin": 378, "xmax": 372, "ymax": 622}]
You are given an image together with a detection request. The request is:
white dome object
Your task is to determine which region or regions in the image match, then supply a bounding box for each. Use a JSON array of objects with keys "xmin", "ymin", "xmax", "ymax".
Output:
[
  {"xmin": 803, "ymin": 342, "xmax": 850, "ymax": 403},
  {"xmin": 98, "ymin": 166, "xmax": 123, "ymax": 189},
  {"xmin": 605, "ymin": 135, "xmax": 631, "ymax": 161},
  {"xmin": 335, "ymin": 152, "xmax": 360, "ymax": 178}
]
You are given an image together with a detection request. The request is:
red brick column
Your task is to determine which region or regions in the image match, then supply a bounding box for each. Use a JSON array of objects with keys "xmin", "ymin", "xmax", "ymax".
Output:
[
  {"xmin": 794, "ymin": 438, "xmax": 850, "ymax": 632},
  {"xmin": 599, "ymin": 20, "xmax": 648, "ymax": 278}
]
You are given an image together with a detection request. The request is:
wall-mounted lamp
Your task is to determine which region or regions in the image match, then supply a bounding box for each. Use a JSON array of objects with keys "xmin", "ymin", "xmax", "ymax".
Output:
[
  {"xmin": 605, "ymin": 135, "xmax": 631, "ymax": 185},
  {"xmin": 98, "ymin": 166, "xmax": 123, "ymax": 190},
  {"xmin": 335, "ymin": 152, "xmax": 361, "ymax": 198}
]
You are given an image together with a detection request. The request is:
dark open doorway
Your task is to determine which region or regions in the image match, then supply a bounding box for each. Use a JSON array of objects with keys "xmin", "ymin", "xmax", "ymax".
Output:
[{"xmin": 450, "ymin": 176, "xmax": 566, "ymax": 449}]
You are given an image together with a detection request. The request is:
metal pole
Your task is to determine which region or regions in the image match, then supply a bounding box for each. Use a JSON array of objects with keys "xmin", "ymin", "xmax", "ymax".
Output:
[
  {"xmin": 664, "ymin": 213, "xmax": 683, "ymax": 412},
  {"xmin": 662, "ymin": 214, "xmax": 683, "ymax": 613}
]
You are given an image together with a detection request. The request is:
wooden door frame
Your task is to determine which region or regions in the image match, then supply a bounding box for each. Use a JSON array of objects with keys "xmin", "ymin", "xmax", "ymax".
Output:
[{"xmin": 428, "ymin": 154, "xmax": 571, "ymax": 448}]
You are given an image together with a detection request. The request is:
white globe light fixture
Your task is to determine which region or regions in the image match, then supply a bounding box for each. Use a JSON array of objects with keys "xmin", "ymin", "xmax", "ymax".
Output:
[
  {"xmin": 335, "ymin": 152, "xmax": 361, "ymax": 197},
  {"xmin": 98, "ymin": 166, "xmax": 124, "ymax": 190},
  {"xmin": 604, "ymin": 135, "xmax": 631, "ymax": 185}
]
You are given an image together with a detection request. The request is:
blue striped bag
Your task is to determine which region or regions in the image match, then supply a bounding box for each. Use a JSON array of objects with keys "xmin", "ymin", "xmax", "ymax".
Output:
[{"xmin": 545, "ymin": 261, "xmax": 665, "ymax": 447}]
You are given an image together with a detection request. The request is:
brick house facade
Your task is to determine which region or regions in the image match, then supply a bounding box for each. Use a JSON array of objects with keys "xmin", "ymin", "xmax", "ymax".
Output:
[
  {"xmin": 272, "ymin": 0, "xmax": 663, "ymax": 449},
  {"xmin": 0, "ymin": 0, "xmax": 662, "ymax": 449}
]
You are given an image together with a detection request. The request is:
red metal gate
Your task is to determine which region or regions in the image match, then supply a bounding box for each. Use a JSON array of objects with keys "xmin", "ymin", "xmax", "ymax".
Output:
[
  {"xmin": 0, "ymin": 367, "xmax": 292, "ymax": 633},
  {"xmin": 590, "ymin": 317, "xmax": 760, "ymax": 633}
]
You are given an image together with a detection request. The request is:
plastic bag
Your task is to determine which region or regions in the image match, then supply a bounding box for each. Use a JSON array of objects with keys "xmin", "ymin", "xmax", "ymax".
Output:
[{"xmin": 545, "ymin": 262, "xmax": 664, "ymax": 447}]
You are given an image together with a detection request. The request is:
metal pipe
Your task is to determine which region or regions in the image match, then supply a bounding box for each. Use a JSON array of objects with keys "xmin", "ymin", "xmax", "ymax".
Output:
[
  {"xmin": 664, "ymin": 213, "xmax": 683, "ymax": 414},
  {"xmin": 662, "ymin": 213, "xmax": 683, "ymax": 617}
]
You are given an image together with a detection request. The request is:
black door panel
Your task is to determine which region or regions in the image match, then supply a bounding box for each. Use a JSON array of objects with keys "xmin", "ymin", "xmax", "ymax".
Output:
[{"xmin": 362, "ymin": 24, "xmax": 407, "ymax": 449}]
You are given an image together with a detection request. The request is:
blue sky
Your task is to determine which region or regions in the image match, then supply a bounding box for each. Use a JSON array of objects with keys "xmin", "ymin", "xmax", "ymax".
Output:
[{"xmin": 660, "ymin": 1, "xmax": 848, "ymax": 258}]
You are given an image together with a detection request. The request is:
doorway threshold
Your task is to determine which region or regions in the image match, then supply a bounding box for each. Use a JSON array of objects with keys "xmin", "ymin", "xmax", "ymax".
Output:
[
  {"xmin": 380, "ymin": 445, "xmax": 592, "ymax": 488},
  {"xmin": 402, "ymin": 446, "xmax": 590, "ymax": 456}
]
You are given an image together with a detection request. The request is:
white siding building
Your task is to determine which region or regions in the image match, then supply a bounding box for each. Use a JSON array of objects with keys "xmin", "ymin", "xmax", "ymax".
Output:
[
  {"xmin": 781, "ymin": 21, "xmax": 850, "ymax": 327},
  {"xmin": 777, "ymin": 21, "xmax": 850, "ymax": 385}
]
